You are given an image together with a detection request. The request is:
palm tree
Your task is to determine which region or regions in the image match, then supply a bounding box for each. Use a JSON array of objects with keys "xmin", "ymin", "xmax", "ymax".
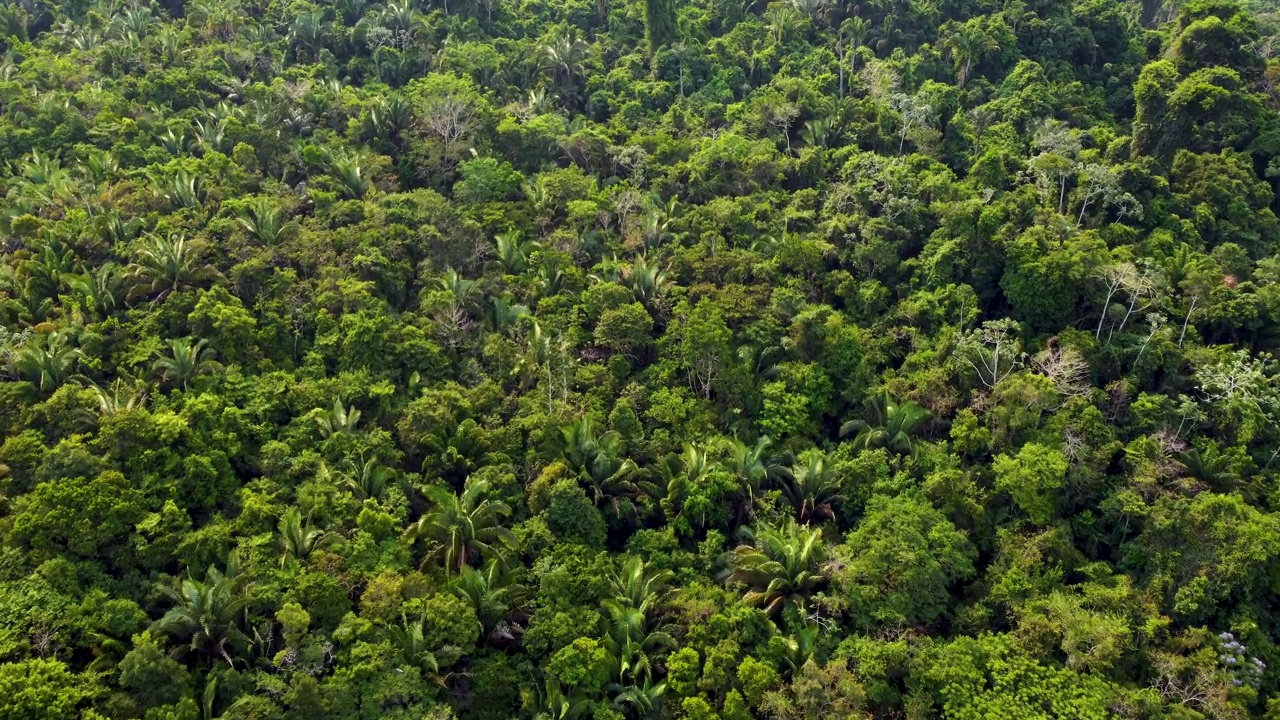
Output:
[
  {"xmin": 367, "ymin": 91, "xmax": 414, "ymax": 144},
  {"xmin": 738, "ymin": 343, "xmax": 784, "ymax": 385},
  {"xmin": 237, "ymin": 197, "xmax": 298, "ymax": 246},
  {"xmin": 118, "ymin": 7, "xmax": 156, "ymax": 37},
  {"xmin": 766, "ymin": 5, "xmax": 803, "ymax": 45},
  {"xmin": 600, "ymin": 600, "xmax": 674, "ymax": 685},
  {"xmin": 533, "ymin": 677, "xmax": 594, "ymax": 720},
  {"xmin": 538, "ymin": 261, "xmax": 565, "ymax": 297},
  {"xmin": 562, "ymin": 419, "xmax": 652, "ymax": 520},
  {"xmin": 150, "ymin": 565, "xmax": 253, "ymax": 667},
  {"xmin": 277, "ymin": 507, "xmax": 330, "ymax": 568},
  {"xmin": 780, "ymin": 449, "xmax": 841, "ymax": 523},
  {"xmin": 942, "ymin": 20, "xmax": 998, "ymax": 88},
  {"xmin": 387, "ymin": 614, "xmax": 448, "ymax": 675},
  {"xmin": 95, "ymin": 211, "xmax": 145, "ymax": 245},
  {"xmin": 7, "ymin": 150, "xmax": 78, "ymax": 213},
  {"xmin": 839, "ymin": 391, "xmax": 932, "ymax": 456},
  {"xmin": 621, "ymin": 255, "xmax": 673, "ymax": 309},
  {"xmin": 315, "ymin": 399, "xmax": 361, "ymax": 437},
  {"xmin": 438, "ymin": 266, "xmax": 479, "ymax": 309},
  {"xmin": 542, "ymin": 32, "xmax": 590, "ymax": 98},
  {"xmin": 659, "ymin": 443, "xmax": 716, "ymax": 530},
  {"xmin": 491, "ymin": 231, "xmax": 541, "ymax": 275},
  {"xmin": 192, "ymin": 118, "xmax": 227, "ymax": 154},
  {"xmin": 640, "ymin": 195, "xmax": 679, "ymax": 251},
  {"xmin": 127, "ymin": 233, "xmax": 225, "ymax": 302},
  {"xmin": 158, "ymin": 127, "xmax": 186, "ymax": 156},
  {"xmin": 670, "ymin": 42, "xmax": 691, "ymax": 98},
  {"xmin": 522, "ymin": 174, "xmax": 553, "ymax": 211},
  {"xmin": 10, "ymin": 331, "xmax": 81, "ymax": 391},
  {"xmin": 81, "ymin": 148, "xmax": 119, "ymax": 185},
  {"xmin": 788, "ymin": 0, "xmax": 824, "ymax": 20},
  {"xmin": 799, "ymin": 116, "xmax": 834, "ymax": 149},
  {"xmin": 19, "ymin": 241, "xmax": 78, "ymax": 301},
  {"xmin": 328, "ymin": 152, "xmax": 371, "ymax": 199},
  {"xmin": 720, "ymin": 519, "xmax": 829, "ymax": 614},
  {"xmin": 609, "ymin": 555, "xmax": 674, "ymax": 614},
  {"xmin": 152, "ymin": 336, "xmax": 219, "ymax": 389},
  {"xmin": 186, "ymin": 0, "xmax": 243, "ymax": 40},
  {"xmin": 403, "ymin": 476, "xmax": 518, "ymax": 575},
  {"xmin": 328, "ymin": 455, "xmax": 394, "ymax": 501},
  {"xmin": 486, "ymin": 293, "xmax": 530, "ymax": 336},
  {"xmin": 454, "ymin": 561, "xmax": 529, "ymax": 643},
  {"xmin": 776, "ymin": 624, "xmax": 819, "ymax": 676},
  {"xmin": 1175, "ymin": 447, "xmax": 1239, "ymax": 492},
  {"xmin": 837, "ymin": 17, "xmax": 870, "ymax": 96},
  {"xmin": 152, "ymin": 26, "xmax": 185, "ymax": 64},
  {"xmin": 203, "ymin": 100, "xmax": 244, "ymax": 125},
  {"xmin": 88, "ymin": 376, "xmax": 149, "ymax": 416},
  {"xmin": 64, "ymin": 262, "xmax": 126, "ymax": 321},
  {"xmin": 612, "ymin": 678, "xmax": 666, "ymax": 719},
  {"xmin": 721, "ymin": 435, "xmax": 786, "ymax": 509},
  {"xmin": 374, "ymin": 0, "xmax": 426, "ymax": 37},
  {"xmin": 287, "ymin": 9, "xmax": 329, "ymax": 61}
]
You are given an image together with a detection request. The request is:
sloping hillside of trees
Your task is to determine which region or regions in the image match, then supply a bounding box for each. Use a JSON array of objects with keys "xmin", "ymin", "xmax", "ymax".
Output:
[{"xmin": 3, "ymin": 0, "xmax": 1280, "ymax": 717}]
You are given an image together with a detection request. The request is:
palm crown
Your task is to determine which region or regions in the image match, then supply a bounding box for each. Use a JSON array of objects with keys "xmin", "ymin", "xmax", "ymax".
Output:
[{"xmin": 404, "ymin": 477, "xmax": 517, "ymax": 575}]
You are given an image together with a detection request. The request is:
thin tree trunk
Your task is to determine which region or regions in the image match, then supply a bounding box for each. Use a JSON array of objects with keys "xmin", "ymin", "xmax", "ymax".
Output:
[
  {"xmin": 1095, "ymin": 283, "xmax": 1119, "ymax": 339},
  {"xmin": 1179, "ymin": 295, "xmax": 1198, "ymax": 347},
  {"xmin": 838, "ymin": 42, "xmax": 845, "ymax": 98}
]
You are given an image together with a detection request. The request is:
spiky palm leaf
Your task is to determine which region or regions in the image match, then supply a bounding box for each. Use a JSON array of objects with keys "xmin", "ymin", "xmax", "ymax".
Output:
[
  {"xmin": 600, "ymin": 600, "xmax": 674, "ymax": 685},
  {"xmin": 454, "ymin": 561, "xmax": 529, "ymax": 642},
  {"xmin": 720, "ymin": 520, "xmax": 829, "ymax": 614},
  {"xmin": 64, "ymin": 262, "xmax": 126, "ymax": 321},
  {"xmin": 278, "ymin": 507, "xmax": 330, "ymax": 567},
  {"xmin": 840, "ymin": 391, "xmax": 932, "ymax": 456},
  {"xmin": 403, "ymin": 477, "xmax": 518, "ymax": 575},
  {"xmin": 152, "ymin": 336, "xmax": 219, "ymax": 389},
  {"xmin": 150, "ymin": 566, "xmax": 253, "ymax": 667},
  {"xmin": 10, "ymin": 331, "xmax": 81, "ymax": 391},
  {"xmin": 315, "ymin": 399, "xmax": 362, "ymax": 437},
  {"xmin": 237, "ymin": 197, "xmax": 298, "ymax": 246},
  {"xmin": 781, "ymin": 449, "xmax": 841, "ymax": 523},
  {"xmin": 609, "ymin": 555, "xmax": 674, "ymax": 615},
  {"xmin": 126, "ymin": 233, "xmax": 225, "ymax": 302}
]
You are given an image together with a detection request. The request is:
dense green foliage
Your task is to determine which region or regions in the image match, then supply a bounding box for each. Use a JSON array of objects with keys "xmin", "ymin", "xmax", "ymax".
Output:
[{"xmin": 4, "ymin": 0, "xmax": 1280, "ymax": 717}]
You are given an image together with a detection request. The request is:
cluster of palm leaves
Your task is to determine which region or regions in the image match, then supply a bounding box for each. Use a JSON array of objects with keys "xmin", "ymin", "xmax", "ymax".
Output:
[
  {"xmin": 402, "ymin": 476, "xmax": 517, "ymax": 575},
  {"xmin": 277, "ymin": 507, "xmax": 331, "ymax": 568},
  {"xmin": 236, "ymin": 196, "xmax": 299, "ymax": 246},
  {"xmin": 0, "ymin": 223, "xmax": 231, "ymax": 389},
  {"xmin": 664, "ymin": 436, "xmax": 837, "ymax": 526},
  {"xmin": 551, "ymin": 394, "xmax": 928, "ymax": 538},
  {"xmin": 561, "ymin": 418, "xmax": 656, "ymax": 522},
  {"xmin": 153, "ymin": 337, "xmax": 220, "ymax": 389},
  {"xmin": 389, "ymin": 562, "xmax": 529, "ymax": 683},
  {"xmin": 839, "ymin": 390, "xmax": 932, "ymax": 456},
  {"xmin": 719, "ymin": 519, "xmax": 830, "ymax": 615},
  {"xmin": 150, "ymin": 564, "xmax": 254, "ymax": 667},
  {"xmin": 323, "ymin": 453, "xmax": 396, "ymax": 501},
  {"xmin": 387, "ymin": 613, "xmax": 452, "ymax": 679},
  {"xmin": 602, "ymin": 556, "xmax": 675, "ymax": 679},
  {"xmin": 534, "ymin": 556, "xmax": 674, "ymax": 719},
  {"xmin": 126, "ymin": 233, "xmax": 226, "ymax": 302},
  {"xmin": 314, "ymin": 399, "xmax": 363, "ymax": 437},
  {"xmin": 327, "ymin": 150, "xmax": 373, "ymax": 199},
  {"xmin": 453, "ymin": 561, "xmax": 529, "ymax": 644},
  {"xmin": 6, "ymin": 330, "xmax": 80, "ymax": 391}
]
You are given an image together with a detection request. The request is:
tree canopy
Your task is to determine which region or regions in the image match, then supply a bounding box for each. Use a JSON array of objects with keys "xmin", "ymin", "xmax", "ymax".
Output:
[{"xmin": 3, "ymin": 0, "xmax": 1280, "ymax": 717}]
